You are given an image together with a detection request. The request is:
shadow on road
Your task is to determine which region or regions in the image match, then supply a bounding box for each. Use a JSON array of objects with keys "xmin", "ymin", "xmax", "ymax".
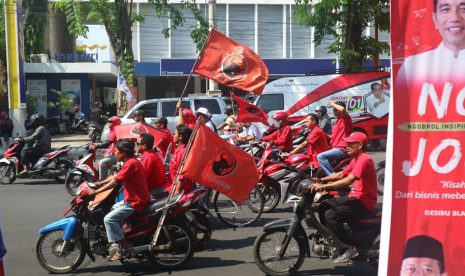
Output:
[
  {"xmin": 296, "ymin": 264, "xmax": 377, "ymax": 276},
  {"xmin": 204, "ymin": 236, "xmax": 256, "ymax": 251}
]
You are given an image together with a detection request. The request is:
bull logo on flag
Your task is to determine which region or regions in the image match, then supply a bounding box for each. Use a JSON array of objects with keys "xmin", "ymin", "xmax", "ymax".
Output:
[
  {"xmin": 212, "ymin": 148, "xmax": 237, "ymax": 176},
  {"xmin": 222, "ymin": 54, "xmax": 247, "ymax": 79},
  {"xmin": 130, "ymin": 125, "xmax": 148, "ymax": 136},
  {"xmin": 245, "ymin": 103, "xmax": 260, "ymax": 114}
]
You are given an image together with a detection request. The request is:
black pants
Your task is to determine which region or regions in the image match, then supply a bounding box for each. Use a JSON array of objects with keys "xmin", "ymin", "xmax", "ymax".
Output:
[
  {"xmin": 318, "ymin": 196, "xmax": 370, "ymax": 249},
  {"xmin": 21, "ymin": 146, "xmax": 44, "ymax": 169}
]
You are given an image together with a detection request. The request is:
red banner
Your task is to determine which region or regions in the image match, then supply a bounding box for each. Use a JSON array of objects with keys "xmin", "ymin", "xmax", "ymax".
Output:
[
  {"xmin": 114, "ymin": 122, "xmax": 168, "ymax": 146},
  {"xmin": 231, "ymin": 93, "xmax": 270, "ymax": 126},
  {"xmin": 180, "ymin": 123, "xmax": 260, "ymax": 203},
  {"xmin": 381, "ymin": 1, "xmax": 465, "ymax": 275},
  {"xmin": 193, "ymin": 28, "xmax": 269, "ymax": 95}
]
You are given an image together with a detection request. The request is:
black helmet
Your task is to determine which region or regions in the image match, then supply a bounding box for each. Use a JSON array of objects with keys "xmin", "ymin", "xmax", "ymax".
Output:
[
  {"xmin": 315, "ymin": 105, "xmax": 327, "ymax": 117},
  {"xmin": 31, "ymin": 114, "xmax": 45, "ymax": 127},
  {"xmin": 95, "ymin": 101, "xmax": 102, "ymax": 108},
  {"xmin": 224, "ymin": 104, "xmax": 234, "ymax": 114}
]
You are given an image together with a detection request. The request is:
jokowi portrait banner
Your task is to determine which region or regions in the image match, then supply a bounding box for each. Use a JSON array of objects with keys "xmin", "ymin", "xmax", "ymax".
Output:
[
  {"xmin": 180, "ymin": 123, "xmax": 260, "ymax": 203},
  {"xmin": 193, "ymin": 28, "xmax": 269, "ymax": 95},
  {"xmin": 380, "ymin": 0, "xmax": 465, "ymax": 275},
  {"xmin": 231, "ymin": 93, "xmax": 270, "ymax": 126}
]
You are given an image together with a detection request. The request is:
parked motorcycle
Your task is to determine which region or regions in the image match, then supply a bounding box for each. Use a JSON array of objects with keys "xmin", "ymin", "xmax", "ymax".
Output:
[
  {"xmin": 88, "ymin": 122, "xmax": 102, "ymax": 143},
  {"xmin": 65, "ymin": 142, "xmax": 118, "ymax": 195},
  {"xmin": 65, "ymin": 110, "xmax": 89, "ymax": 134},
  {"xmin": 45, "ymin": 115, "xmax": 61, "ymax": 135},
  {"xmin": 0, "ymin": 139, "xmax": 74, "ymax": 184},
  {"xmin": 376, "ymin": 160, "xmax": 385, "ymax": 195},
  {"xmin": 253, "ymin": 167, "xmax": 382, "ymax": 275},
  {"xmin": 36, "ymin": 181, "xmax": 198, "ymax": 273}
]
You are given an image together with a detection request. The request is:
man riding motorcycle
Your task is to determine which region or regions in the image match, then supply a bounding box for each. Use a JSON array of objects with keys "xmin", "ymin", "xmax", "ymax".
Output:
[
  {"xmin": 89, "ymin": 116, "xmax": 122, "ymax": 180},
  {"xmin": 315, "ymin": 105, "xmax": 332, "ymax": 135},
  {"xmin": 309, "ymin": 132, "xmax": 377, "ymax": 264},
  {"xmin": 90, "ymin": 101, "xmax": 107, "ymax": 128},
  {"xmin": 217, "ymin": 104, "xmax": 239, "ymax": 135},
  {"xmin": 260, "ymin": 112, "xmax": 293, "ymax": 152},
  {"xmin": 15, "ymin": 114, "xmax": 51, "ymax": 175}
]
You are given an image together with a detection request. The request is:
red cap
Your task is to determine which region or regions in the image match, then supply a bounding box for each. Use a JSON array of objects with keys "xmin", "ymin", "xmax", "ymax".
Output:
[{"xmin": 342, "ymin": 132, "xmax": 369, "ymax": 146}]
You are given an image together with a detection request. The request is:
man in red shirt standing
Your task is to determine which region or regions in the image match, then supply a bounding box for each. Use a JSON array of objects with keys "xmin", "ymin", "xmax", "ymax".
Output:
[
  {"xmin": 136, "ymin": 133, "xmax": 166, "ymax": 191},
  {"xmin": 88, "ymin": 139, "xmax": 151, "ymax": 261},
  {"xmin": 152, "ymin": 116, "xmax": 175, "ymax": 161},
  {"xmin": 316, "ymin": 101, "xmax": 353, "ymax": 176},
  {"xmin": 260, "ymin": 112, "xmax": 293, "ymax": 152},
  {"xmin": 309, "ymin": 132, "xmax": 377, "ymax": 264},
  {"xmin": 280, "ymin": 113, "xmax": 327, "ymax": 168}
]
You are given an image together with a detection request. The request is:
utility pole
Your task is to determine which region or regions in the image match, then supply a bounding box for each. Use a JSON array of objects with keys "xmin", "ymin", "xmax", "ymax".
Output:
[{"xmin": 208, "ymin": 0, "xmax": 219, "ymax": 93}]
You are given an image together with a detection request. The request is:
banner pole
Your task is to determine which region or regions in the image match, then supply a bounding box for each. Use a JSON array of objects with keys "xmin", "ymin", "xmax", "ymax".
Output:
[
  {"xmin": 150, "ymin": 119, "xmax": 202, "ymax": 248},
  {"xmin": 174, "ymin": 29, "xmax": 213, "ymax": 116},
  {"xmin": 230, "ymin": 90, "xmax": 235, "ymax": 115}
]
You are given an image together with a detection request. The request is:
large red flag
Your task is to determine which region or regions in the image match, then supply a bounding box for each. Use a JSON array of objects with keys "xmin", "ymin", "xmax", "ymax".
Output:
[
  {"xmin": 114, "ymin": 122, "xmax": 168, "ymax": 146},
  {"xmin": 231, "ymin": 93, "xmax": 270, "ymax": 126},
  {"xmin": 180, "ymin": 123, "xmax": 260, "ymax": 202},
  {"xmin": 193, "ymin": 28, "xmax": 269, "ymax": 95}
]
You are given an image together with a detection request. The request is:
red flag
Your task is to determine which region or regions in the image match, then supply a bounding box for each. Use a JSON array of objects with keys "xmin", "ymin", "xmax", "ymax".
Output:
[
  {"xmin": 231, "ymin": 93, "xmax": 270, "ymax": 126},
  {"xmin": 180, "ymin": 123, "xmax": 260, "ymax": 202},
  {"xmin": 193, "ymin": 28, "xmax": 269, "ymax": 95},
  {"xmin": 114, "ymin": 122, "xmax": 168, "ymax": 146}
]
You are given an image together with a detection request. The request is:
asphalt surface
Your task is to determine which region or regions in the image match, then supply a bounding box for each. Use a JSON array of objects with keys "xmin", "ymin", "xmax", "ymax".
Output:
[{"xmin": 0, "ymin": 151, "xmax": 385, "ymax": 276}]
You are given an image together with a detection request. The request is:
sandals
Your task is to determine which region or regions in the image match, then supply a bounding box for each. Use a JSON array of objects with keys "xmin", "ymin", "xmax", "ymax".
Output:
[{"xmin": 110, "ymin": 247, "xmax": 134, "ymax": 261}]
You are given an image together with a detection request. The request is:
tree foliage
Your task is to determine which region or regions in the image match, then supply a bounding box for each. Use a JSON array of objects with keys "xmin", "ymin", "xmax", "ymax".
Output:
[
  {"xmin": 54, "ymin": 0, "xmax": 210, "ymax": 88},
  {"xmin": 293, "ymin": 0, "xmax": 390, "ymax": 70},
  {"xmin": 23, "ymin": 0, "xmax": 49, "ymax": 62},
  {"xmin": 47, "ymin": 89, "xmax": 75, "ymax": 117},
  {"xmin": 0, "ymin": 14, "xmax": 6, "ymax": 65}
]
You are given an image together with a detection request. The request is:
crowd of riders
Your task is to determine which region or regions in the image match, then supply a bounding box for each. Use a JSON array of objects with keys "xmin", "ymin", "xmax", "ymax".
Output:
[{"xmin": 10, "ymin": 94, "xmax": 378, "ymax": 264}]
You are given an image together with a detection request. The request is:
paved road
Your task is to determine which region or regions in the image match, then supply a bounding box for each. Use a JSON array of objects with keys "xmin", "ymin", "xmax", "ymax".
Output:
[{"xmin": 0, "ymin": 151, "xmax": 385, "ymax": 276}]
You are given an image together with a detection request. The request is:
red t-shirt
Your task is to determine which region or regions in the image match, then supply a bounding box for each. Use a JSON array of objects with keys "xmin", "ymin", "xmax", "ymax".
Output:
[
  {"xmin": 330, "ymin": 114, "xmax": 353, "ymax": 151},
  {"xmin": 157, "ymin": 128, "xmax": 175, "ymax": 160},
  {"xmin": 141, "ymin": 151, "xmax": 166, "ymax": 191},
  {"xmin": 342, "ymin": 153, "xmax": 377, "ymax": 211},
  {"xmin": 115, "ymin": 158, "xmax": 151, "ymax": 212},
  {"xmin": 261, "ymin": 125, "xmax": 293, "ymax": 152},
  {"xmin": 306, "ymin": 126, "xmax": 329, "ymax": 168},
  {"xmin": 163, "ymin": 144, "xmax": 194, "ymax": 194},
  {"xmin": 103, "ymin": 130, "xmax": 117, "ymax": 156}
]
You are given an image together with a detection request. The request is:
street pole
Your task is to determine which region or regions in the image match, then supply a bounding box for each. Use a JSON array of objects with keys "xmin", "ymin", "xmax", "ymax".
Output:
[{"xmin": 208, "ymin": 0, "xmax": 219, "ymax": 93}]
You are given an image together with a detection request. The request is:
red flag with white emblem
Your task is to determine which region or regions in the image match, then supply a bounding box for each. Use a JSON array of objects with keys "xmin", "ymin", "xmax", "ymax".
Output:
[
  {"xmin": 231, "ymin": 93, "xmax": 270, "ymax": 126},
  {"xmin": 180, "ymin": 123, "xmax": 260, "ymax": 202},
  {"xmin": 193, "ymin": 28, "xmax": 269, "ymax": 95}
]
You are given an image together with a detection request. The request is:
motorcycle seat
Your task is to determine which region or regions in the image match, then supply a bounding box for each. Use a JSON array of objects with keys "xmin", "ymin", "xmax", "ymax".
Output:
[
  {"xmin": 134, "ymin": 193, "xmax": 183, "ymax": 216},
  {"xmin": 360, "ymin": 203, "xmax": 382, "ymax": 219}
]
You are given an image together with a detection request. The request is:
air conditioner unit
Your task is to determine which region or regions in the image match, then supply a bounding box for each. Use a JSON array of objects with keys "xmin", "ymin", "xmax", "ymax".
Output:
[{"xmin": 30, "ymin": 54, "xmax": 49, "ymax": 63}]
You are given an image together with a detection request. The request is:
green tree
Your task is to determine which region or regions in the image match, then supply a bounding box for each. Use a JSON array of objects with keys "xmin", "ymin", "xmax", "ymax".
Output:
[
  {"xmin": 47, "ymin": 89, "xmax": 75, "ymax": 117},
  {"xmin": 23, "ymin": 0, "xmax": 49, "ymax": 62},
  {"xmin": 54, "ymin": 0, "xmax": 210, "ymax": 88},
  {"xmin": 26, "ymin": 92, "xmax": 39, "ymax": 113},
  {"xmin": 293, "ymin": 0, "xmax": 390, "ymax": 70},
  {"xmin": 0, "ymin": 13, "xmax": 6, "ymax": 64},
  {"xmin": 0, "ymin": 60, "xmax": 8, "ymax": 112}
]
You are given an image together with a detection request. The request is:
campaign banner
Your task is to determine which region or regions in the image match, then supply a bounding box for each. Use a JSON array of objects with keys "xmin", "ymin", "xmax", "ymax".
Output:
[
  {"xmin": 26, "ymin": 80, "xmax": 47, "ymax": 116},
  {"xmin": 380, "ymin": 1, "xmax": 465, "ymax": 275}
]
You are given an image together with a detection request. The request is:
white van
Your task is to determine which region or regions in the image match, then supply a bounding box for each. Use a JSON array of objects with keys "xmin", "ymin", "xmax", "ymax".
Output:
[{"xmin": 253, "ymin": 69, "xmax": 391, "ymax": 141}]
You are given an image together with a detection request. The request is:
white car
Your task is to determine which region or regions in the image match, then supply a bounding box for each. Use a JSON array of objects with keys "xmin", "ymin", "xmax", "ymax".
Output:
[{"xmin": 101, "ymin": 96, "xmax": 228, "ymax": 141}]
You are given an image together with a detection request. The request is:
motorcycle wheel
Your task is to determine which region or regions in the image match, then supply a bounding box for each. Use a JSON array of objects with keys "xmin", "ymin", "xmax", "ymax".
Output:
[
  {"xmin": 65, "ymin": 124, "xmax": 75, "ymax": 134},
  {"xmin": 54, "ymin": 160, "xmax": 75, "ymax": 184},
  {"xmin": 191, "ymin": 211, "xmax": 212, "ymax": 250},
  {"xmin": 65, "ymin": 173, "xmax": 84, "ymax": 196},
  {"xmin": 0, "ymin": 163, "xmax": 16, "ymax": 184},
  {"xmin": 376, "ymin": 167, "xmax": 385, "ymax": 195},
  {"xmin": 214, "ymin": 186, "xmax": 264, "ymax": 228},
  {"xmin": 49, "ymin": 123, "xmax": 60, "ymax": 135},
  {"xmin": 147, "ymin": 218, "xmax": 196, "ymax": 270},
  {"xmin": 253, "ymin": 229, "xmax": 306, "ymax": 276},
  {"xmin": 36, "ymin": 230, "xmax": 86, "ymax": 274},
  {"xmin": 261, "ymin": 182, "xmax": 281, "ymax": 213}
]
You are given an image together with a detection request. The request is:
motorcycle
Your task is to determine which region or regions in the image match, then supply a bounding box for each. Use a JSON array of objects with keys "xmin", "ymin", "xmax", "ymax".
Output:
[
  {"xmin": 65, "ymin": 142, "xmax": 118, "ymax": 196},
  {"xmin": 65, "ymin": 110, "xmax": 89, "ymax": 134},
  {"xmin": 253, "ymin": 167, "xmax": 382, "ymax": 275},
  {"xmin": 255, "ymin": 144, "xmax": 354, "ymax": 212},
  {"xmin": 376, "ymin": 160, "xmax": 385, "ymax": 195},
  {"xmin": 88, "ymin": 122, "xmax": 102, "ymax": 143},
  {"xmin": 0, "ymin": 139, "xmax": 75, "ymax": 184},
  {"xmin": 36, "ymin": 181, "xmax": 200, "ymax": 273},
  {"xmin": 45, "ymin": 115, "xmax": 61, "ymax": 135}
]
